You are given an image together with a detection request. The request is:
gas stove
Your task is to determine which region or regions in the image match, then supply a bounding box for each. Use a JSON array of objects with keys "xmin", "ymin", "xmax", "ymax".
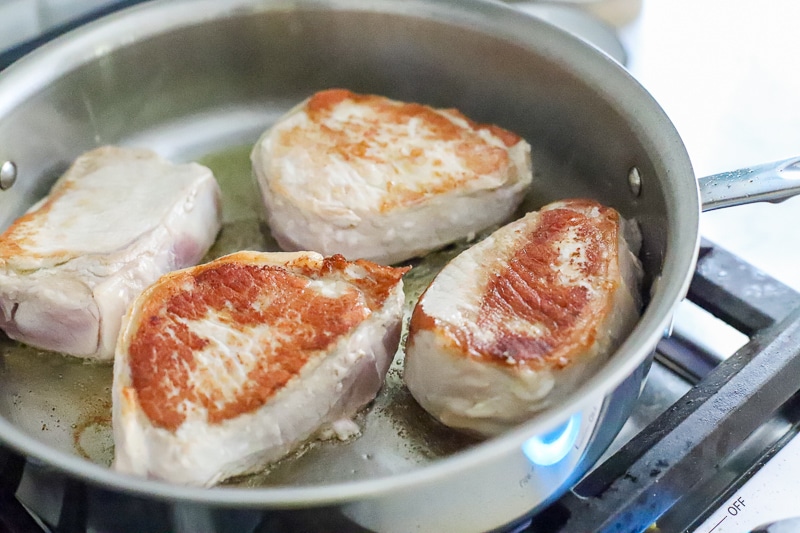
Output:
[
  {"xmin": 3, "ymin": 2, "xmax": 800, "ymax": 532},
  {"xmin": 524, "ymin": 239, "xmax": 800, "ymax": 533},
  {"xmin": 3, "ymin": 238, "xmax": 798, "ymax": 533}
]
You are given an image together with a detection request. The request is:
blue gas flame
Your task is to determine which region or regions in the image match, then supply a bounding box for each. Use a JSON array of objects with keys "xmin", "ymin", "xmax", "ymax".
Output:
[{"xmin": 522, "ymin": 413, "xmax": 582, "ymax": 466}]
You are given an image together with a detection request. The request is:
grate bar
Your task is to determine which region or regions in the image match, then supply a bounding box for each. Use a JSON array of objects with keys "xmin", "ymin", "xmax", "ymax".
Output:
[{"xmin": 689, "ymin": 238, "xmax": 800, "ymax": 336}]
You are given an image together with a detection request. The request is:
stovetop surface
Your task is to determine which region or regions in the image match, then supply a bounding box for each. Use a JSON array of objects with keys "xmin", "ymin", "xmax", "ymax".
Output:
[{"xmin": 620, "ymin": 0, "xmax": 800, "ymax": 294}]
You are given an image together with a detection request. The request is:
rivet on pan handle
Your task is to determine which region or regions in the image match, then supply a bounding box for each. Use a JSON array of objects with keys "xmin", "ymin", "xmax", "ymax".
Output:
[
  {"xmin": 698, "ymin": 156, "xmax": 800, "ymax": 211},
  {"xmin": 627, "ymin": 166, "xmax": 642, "ymax": 198},
  {"xmin": 0, "ymin": 160, "xmax": 16, "ymax": 190}
]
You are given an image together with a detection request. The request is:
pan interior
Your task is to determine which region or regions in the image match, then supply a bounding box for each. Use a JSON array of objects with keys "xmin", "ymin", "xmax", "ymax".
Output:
[
  {"xmin": 0, "ymin": 2, "xmax": 680, "ymax": 489},
  {"xmin": 0, "ymin": 114, "xmax": 569, "ymax": 486}
]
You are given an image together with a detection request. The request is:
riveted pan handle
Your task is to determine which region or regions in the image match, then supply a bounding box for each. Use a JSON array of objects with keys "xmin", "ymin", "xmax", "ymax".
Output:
[{"xmin": 699, "ymin": 156, "xmax": 800, "ymax": 211}]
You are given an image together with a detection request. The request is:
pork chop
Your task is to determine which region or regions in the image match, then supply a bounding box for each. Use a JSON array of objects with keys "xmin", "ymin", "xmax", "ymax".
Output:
[
  {"xmin": 251, "ymin": 88, "xmax": 532, "ymax": 265},
  {"xmin": 404, "ymin": 199, "xmax": 644, "ymax": 436},
  {"xmin": 0, "ymin": 146, "xmax": 221, "ymax": 359},
  {"xmin": 112, "ymin": 251, "xmax": 409, "ymax": 486}
]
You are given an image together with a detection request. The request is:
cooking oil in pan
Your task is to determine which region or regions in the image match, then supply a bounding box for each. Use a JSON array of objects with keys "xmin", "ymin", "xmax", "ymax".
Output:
[
  {"xmin": 0, "ymin": 143, "xmax": 490, "ymax": 486},
  {"xmin": 0, "ymin": 344, "xmax": 114, "ymax": 466}
]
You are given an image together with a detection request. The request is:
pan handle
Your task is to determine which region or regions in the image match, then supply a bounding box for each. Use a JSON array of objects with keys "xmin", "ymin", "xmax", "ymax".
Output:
[{"xmin": 699, "ymin": 156, "xmax": 800, "ymax": 211}]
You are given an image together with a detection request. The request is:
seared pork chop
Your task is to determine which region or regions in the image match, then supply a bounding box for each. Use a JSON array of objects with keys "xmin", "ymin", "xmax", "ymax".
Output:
[
  {"xmin": 112, "ymin": 251, "xmax": 408, "ymax": 486},
  {"xmin": 0, "ymin": 146, "xmax": 221, "ymax": 359},
  {"xmin": 251, "ymin": 89, "xmax": 532, "ymax": 265},
  {"xmin": 404, "ymin": 199, "xmax": 643, "ymax": 436}
]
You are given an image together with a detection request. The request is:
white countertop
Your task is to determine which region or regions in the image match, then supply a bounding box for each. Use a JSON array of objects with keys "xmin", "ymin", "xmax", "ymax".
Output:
[{"xmin": 620, "ymin": 0, "xmax": 800, "ymax": 291}]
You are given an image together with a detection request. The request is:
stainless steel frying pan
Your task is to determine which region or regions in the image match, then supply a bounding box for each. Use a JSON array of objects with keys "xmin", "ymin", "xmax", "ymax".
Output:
[{"xmin": 1, "ymin": 1, "xmax": 799, "ymax": 531}]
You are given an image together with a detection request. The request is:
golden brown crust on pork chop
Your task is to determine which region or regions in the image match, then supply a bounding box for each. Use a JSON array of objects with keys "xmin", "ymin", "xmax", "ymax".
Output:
[
  {"xmin": 126, "ymin": 252, "xmax": 408, "ymax": 431},
  {"xmin": 410, "ymin": 199, "xmax": 621, "ymax": 370},
  {"xmin": 274, "ymin": 88, "xmax": 524, "ymax": 213}
]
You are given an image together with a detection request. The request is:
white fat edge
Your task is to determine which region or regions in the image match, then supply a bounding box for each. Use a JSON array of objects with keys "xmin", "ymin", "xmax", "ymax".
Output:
[
  {"xmin": 60, "ymin": 223, "xmax": 169, "ymax": 282},
  {"xmin": 0, "ymin": 270, "xmax": 97, "ymax": 333},
  {"xmin": 0, "ymin": 222, "xmax": 173, "ymax": 360},
  {"xmin": 505, "ymin": 136, "xmax": 534, "ymax": 183},
  {"xmin": 112, "ymin": 346, "xmax": 153, "ymax": 476},
  {"xmin": 617, "ymin": 219, "xmax": 645, "ymax": 312},
  {"xmin": 405, "ymin": 328, "xmax": 557, "ymax": 437},
  {"xmin": 251, "ymin": 250, "xmax": 324, "ymax": 268},
  {"xmin": 461, "ymin": 365, "xmax": 557, "ymax": 414},
  {"xmin": 158, "ymin": 166, "xmax": 222, "ymax": 248},
  {"xmin": 620, "ymin": 216, "xmax": 643, "ymax": 257}
]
